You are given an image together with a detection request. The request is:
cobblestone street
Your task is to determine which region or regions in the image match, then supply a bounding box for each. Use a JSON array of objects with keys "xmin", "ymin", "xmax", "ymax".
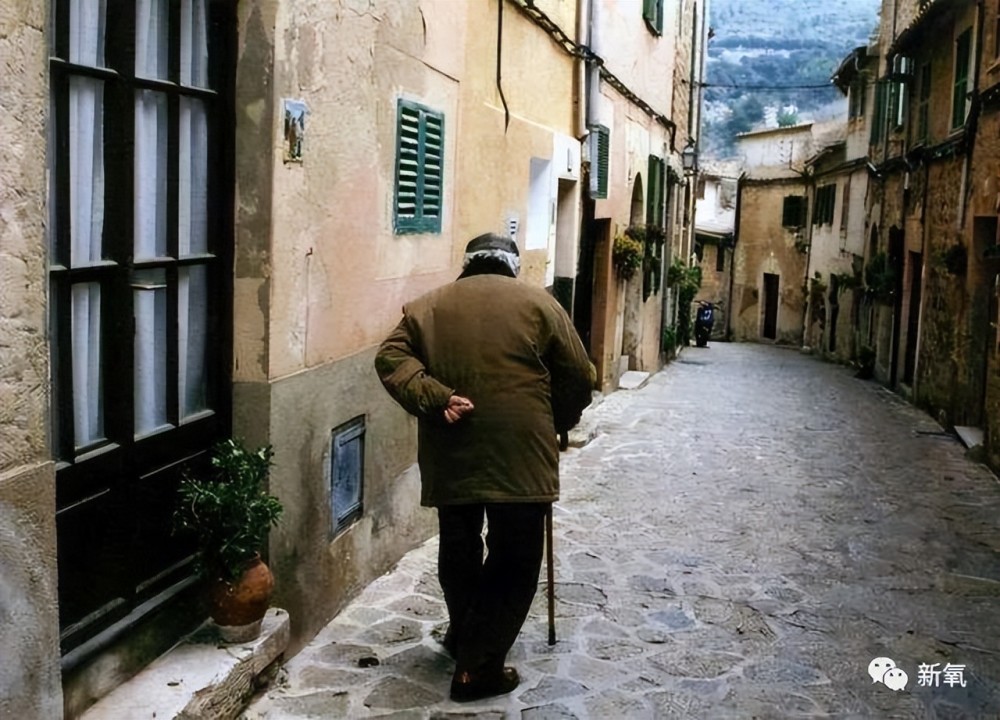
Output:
[{"xmin": 243, "ymin": 344, "xmax": 1000, "ymax": 719}]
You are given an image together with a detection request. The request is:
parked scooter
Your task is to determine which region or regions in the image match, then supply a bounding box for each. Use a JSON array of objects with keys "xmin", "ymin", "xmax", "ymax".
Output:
[{"xmin": 694, "ymin": 301, "xmax": 716, "ymax": 347}]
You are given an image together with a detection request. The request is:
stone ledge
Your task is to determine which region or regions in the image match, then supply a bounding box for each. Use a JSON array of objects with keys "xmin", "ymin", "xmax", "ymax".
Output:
[{"xmin": 81, "ymin": 608, "xmax": 289, "ymax": 720}]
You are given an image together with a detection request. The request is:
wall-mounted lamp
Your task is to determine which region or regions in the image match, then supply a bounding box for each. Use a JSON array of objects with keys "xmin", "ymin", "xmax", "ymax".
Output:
[{"xmin": 682, "ymin": 139, "xmax": 698, "ymax": 177}]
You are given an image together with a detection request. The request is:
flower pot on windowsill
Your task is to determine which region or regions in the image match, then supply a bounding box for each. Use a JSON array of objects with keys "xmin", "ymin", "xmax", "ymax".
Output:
[
  {"xmin": 173, "ymin": 439, "xmax": 283, "ymax": 644},
  {"xmin": 209, "ymin": 554, "xmax": 275, "ymax": 643}
]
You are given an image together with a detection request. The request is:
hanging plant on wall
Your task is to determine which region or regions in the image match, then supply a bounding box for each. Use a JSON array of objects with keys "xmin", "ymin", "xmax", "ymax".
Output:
[
  {"xmin": 630, "ymin": 224, "xmax": 667, "ymax": 299},
  {"xmin": 864, "ymin": 251, "xmax": 895, "ymax": 304},
  {"xmin": 613, "ymin": 231, "xmax": 644, "ymax": 280}
]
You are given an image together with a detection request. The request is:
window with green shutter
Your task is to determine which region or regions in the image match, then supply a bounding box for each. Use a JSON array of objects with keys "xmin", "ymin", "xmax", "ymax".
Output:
[
  {"xmin": 590, "ymin": 125, "xmax": 610, "ymax": 200},
  {"xmin": 916, "ymin": 61, "xmax": 931, "ymax": 144},
  {"xmin": 952, "ymin": 29, "xmax": 972, "ymax": 130},
  {"xmin": 813, "ymin": 185, "xmax": 836, "ymax": 226},
  {"xmin": 394, "ymin": 99, "xmax": 445, "ymax": 234},
  {"xmin": 646, "ymin": 154, "xmax": 666, "ymax": 227},
  {"xmin": 643, "ymin": 0, "xmax": 664, "ymax": 35},
  {"xmin": 871, "ymin": 80, "xmax": 887, "ymax": 146}
]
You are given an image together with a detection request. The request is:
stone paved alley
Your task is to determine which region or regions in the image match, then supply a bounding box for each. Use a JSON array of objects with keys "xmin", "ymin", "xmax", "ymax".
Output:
[{"xmin": 243, "ymin": 344, "xmax": 1000, "ymax": 719}]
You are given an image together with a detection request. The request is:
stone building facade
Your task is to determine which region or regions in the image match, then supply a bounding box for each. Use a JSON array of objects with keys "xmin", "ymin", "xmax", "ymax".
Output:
[
  {"xmin": 693, "ymin": 161, "xmax": 740, "ymax": 338},
  {"xmin": 729, "ymin": 125, "xmax": 819, "ymax": 345},
  {"xmin": 0, "ymin": 3, "xmax": 63, "ymax": 719},
  {"xmin": 0, "ymin": 0, "xmax": 707, "ymax": 717}
]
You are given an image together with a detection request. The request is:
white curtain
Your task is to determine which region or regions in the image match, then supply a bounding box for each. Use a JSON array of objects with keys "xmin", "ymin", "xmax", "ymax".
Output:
[
  {"xmin": 69, "ymin": 0, "xmax": 105, "ymax": 66},
  {"xmin": 135, "ymin": 0, "xmax": 169, "ymax": 79},
  {"xmin": 134, "ymin": 277, "xmax": 168, "ymax": 435},
  {"xmin": 178, "ymin": 266, "xmax": 208, "ymax": 417},
  {"xmin": 72, "ymin": 284, "xmax": 103, "ymax": 446},
  {"xmin": 69, "ymin": 78, "xmax": 104, "ymax": 266},
  {"xmin": 134, "ymin": 91, "xmax": 168, "ymax": 258},
  {"xmin": 179, "ymin": 0, "xmax": 211, "ymax": 419},
  {"xmin": 181, "ymin": 0, "xmax": 209, "ymax": 87},
  {"xmin": 179, "ymin": 98, "xmax": 208, "ymax": 256},
  {"xmin": 69, "ymin": 1, "xmax": 106, "ymax": 447}
]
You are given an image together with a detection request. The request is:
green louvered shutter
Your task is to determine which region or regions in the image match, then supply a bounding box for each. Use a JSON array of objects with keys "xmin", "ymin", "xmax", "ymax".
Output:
[
  {"xmin": 646, "ymin": 154, "xmax": 665, "ymax": 226},
  {"xmin": 394, "ymin": 99, "xmax": 445, "ymax": 234},
  {"xmin": 952, "ymin": 29, "xmax": 972, "ymax": 129},
  {"xmin": 643, "ymin": 0, "xmax": 663, "ymax": 35},
  {"xmin": 590, "ymin": 125, "xmax": 610, "ymax": 199}
]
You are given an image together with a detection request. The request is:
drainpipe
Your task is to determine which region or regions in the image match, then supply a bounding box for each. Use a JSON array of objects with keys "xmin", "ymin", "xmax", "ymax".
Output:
[
  {"xmin": 575, "ymin": 0, "xmax": 591, "ymax": 138},
  {"xmin": 587, "ymin": 0, "xmax": 600, "ymax": 125}
]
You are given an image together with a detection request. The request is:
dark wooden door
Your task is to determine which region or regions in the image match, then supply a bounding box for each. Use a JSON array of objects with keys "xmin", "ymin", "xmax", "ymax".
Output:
[
  {"xmin": 50, "ymin": 0, "xmax": 235, "ymax": 659},
  {"xmin": 762, "ymin": 273, "xmax": 779, "ymax": 340}
]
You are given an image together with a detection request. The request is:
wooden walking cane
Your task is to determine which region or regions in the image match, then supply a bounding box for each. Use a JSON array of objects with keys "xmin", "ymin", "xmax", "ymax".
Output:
[
  {"xmin": 548, "ymin": 430, "xmax": 568, "ymax": 645},
  {"xmin": 546, "ymin": 501, "xmax": 556, "ymax": 646}
]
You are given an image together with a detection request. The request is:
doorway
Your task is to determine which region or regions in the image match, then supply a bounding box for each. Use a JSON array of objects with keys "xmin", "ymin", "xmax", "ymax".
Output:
[
  {"xmin": 903, "ymin": 251, "xmax": 923, "ymax": 385},
  {"xmin": 762, "ymin": 273, "xmax": 779, "ymax": 340},
  {"xmin": 888, "ymin": 227, "xmax": 905, "ymax": 387}
]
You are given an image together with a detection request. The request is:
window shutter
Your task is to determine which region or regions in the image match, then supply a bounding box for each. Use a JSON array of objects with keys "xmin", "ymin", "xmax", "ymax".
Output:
[
  {"xmin": 646, "ymin": 154, "xmax": 660, "ymax": 226},
  {"xmin": 395, "ymin": 102, "xmax": 420, "ymax": 228},
  {"xmin": 590, "ymin": 125, "xmax": 610, "ymax": 199},
  {"xmin": 394, "ymin": 99, "xmax": 444, "ymax": 234},
  {"xmin": 952, "ymin": 29, "xmax": 972, "ymax": 129},
  {"xmin": 918, "ymin": 62, "xmax": 931, "ymax": 142},
  {"xmin": 643, "ymin": 0, "xmax": 662, "ymax": 34},
  {"xmin": 422, "ymin": 112, "xmax": 444, "ymax": 226},
  {"xmin": 871, "ymin": 81, "xmax": 886, "ymax": 145},
  {"xmin": 783, "ymin": 195, "xmax": 806, "ymax": 228}
]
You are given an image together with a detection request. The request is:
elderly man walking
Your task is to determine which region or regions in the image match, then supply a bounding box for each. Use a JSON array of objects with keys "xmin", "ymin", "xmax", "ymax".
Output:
[{"xmin": 375, "ymin": 232, "xmax": 594, "ymax": 702}]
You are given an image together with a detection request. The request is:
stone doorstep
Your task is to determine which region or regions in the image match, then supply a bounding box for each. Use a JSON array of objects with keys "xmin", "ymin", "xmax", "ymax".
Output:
[
  {"xmin": 81, "ymin": 608, "xmax": 290, "ymax": 720},
  {"xmin": 617, "ymin": 370, "xmax": 650, "ymax": 391},
  {"xmin": 955, "ymin": 425, "xmax": 984, "ymax": 449}
]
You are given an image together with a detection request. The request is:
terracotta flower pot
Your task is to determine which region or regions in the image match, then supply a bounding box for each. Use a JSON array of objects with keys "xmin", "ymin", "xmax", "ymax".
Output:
[{"xmin": 209, "ymin": 555, "xmax": 274, "ymax": 643}]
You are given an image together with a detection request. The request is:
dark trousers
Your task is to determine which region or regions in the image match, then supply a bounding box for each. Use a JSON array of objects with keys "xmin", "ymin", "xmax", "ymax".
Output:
[{"xmin": 437, "ymin": 502, "xmax": 548, "ymax": 674}]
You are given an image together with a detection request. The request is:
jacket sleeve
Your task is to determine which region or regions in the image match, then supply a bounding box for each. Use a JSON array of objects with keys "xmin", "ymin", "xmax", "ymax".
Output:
[
  {"xmin": 545, "ymin": 303, "xmax": 597, "ymax": 433},
  {"xmin": 374, "ymin": 312, "xmax": 455, "ymax": 421}
]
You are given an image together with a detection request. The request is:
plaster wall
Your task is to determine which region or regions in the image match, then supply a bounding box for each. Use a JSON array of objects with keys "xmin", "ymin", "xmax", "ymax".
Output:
[
  {"xmin": 230, "ymin": 0, "xmax": 471, "ymax": 655},
  {"xmin": 806, "ymin": 167, "xmax": 864, "ymax": 361},
  {"xmin": 268, "ymin": 0, "xmax": 468, "ymax": 379},
  {"xmin": 592, "ymin": 0, "xmax": 676, "ymax": 115},
  {"xmin": 694, "ymin": 241, "xmax": 731, "ymax": 338},
  {"xmin": 0, "ymin": 2, "xmax": 63, "ymax": 717},
  {"xmin": 267, "ymin": 347, "xmax": 436, "ymax": 654},
  {"xmin": 731, "ymin": 182, "xmax": 809, "ymax": 344},
  {"xmin": 591, "ymin": 89, "xmax": 671, "ymax": 383},
  {"xmin": 456, "ymin": 0, "xmax": 580, "ymax": 291},
  {"xmin": 737, "ymin": 126, "xmax": 814, "ymax": 170},
  {"xmin": 695, "ymin": 176, "xmax": 737, "ymax": 237},
  {"xmin": 0, "ymin": 466, "xmax": 62, "ymax": 720}
]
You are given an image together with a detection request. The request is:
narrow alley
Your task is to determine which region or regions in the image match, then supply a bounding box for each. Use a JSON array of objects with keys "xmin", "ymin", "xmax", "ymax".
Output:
[{"xmin": 243, "ymin": 345, "xmax": 1000, "ymax": 719}]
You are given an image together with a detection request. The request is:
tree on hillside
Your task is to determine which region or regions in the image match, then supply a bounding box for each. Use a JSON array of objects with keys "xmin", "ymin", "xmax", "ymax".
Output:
[{"xmin": 722, "ymin": 95, "xmax": 765, "ymax": 143}]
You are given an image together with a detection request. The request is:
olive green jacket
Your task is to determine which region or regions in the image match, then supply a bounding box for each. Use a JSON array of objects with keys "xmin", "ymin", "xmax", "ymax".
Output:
[{"xmin": 375, "ymin": 274, "xmax": 595, "ymax": 507}]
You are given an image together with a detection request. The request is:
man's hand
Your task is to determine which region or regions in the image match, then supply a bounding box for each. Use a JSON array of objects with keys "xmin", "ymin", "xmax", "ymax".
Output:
[{"xmin": 444, "ymin": 394, "xmax": 474, "ymax": 424}]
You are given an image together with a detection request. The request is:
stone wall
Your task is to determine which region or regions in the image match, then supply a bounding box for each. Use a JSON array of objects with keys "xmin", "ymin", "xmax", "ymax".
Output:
[
  {"xmin": 0, "ymin": 1, "xmax": 63, "ymax": 718},
  {"xmin": 731, "ymin": 181, "xmax": 809, "ymax": 344}
]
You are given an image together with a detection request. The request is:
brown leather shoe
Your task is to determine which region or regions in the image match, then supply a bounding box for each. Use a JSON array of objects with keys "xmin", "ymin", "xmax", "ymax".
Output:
[{"xmin": 450, "ymin": 666, "xmax": 520, "ymax": 702}]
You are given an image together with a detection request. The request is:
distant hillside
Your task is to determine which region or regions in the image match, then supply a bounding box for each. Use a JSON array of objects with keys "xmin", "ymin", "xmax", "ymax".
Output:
[{"xmin": 703, "ymin": 0, "xmax": 881, "ymax": 159}]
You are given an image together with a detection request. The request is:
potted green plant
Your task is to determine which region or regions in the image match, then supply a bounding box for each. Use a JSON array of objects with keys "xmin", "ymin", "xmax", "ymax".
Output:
[{"xmin": 174, "ymin": 438, "xmax": 283, "ymax": 642}]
